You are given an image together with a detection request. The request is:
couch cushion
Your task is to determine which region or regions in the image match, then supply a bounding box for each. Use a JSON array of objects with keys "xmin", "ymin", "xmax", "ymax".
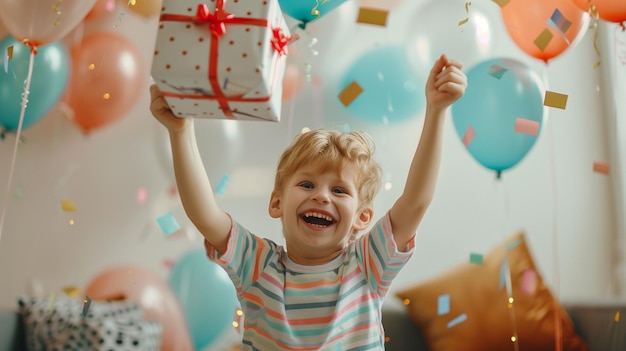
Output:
[{"xmin": 395, "ymin": 232, "xmax": 588, "ymax": 351}]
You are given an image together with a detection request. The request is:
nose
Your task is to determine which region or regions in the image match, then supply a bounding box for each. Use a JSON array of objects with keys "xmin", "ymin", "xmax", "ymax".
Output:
[{"xmin": 312, "ymin": 188, "xmax": 330, "ymax": 203}]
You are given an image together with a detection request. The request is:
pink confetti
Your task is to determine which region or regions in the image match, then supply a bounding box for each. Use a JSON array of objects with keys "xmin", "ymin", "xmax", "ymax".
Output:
[
  {"xmin": 462, "ymin": 125, "xmax": 475, "ymax": 147},
  {"xmin": 520, "ymin": 269, "xmax": 537, "ymax": 296},
  {"xmin": 593, "ymin": 161, "xmax": 610, "ymax": 175},
  {"xmin": 514, "ymin": 117, "xmax": 539, "ymax": 136},
  {"xmin": 137, "ymin": 187, "xmax": 148, "ymax": 204}
]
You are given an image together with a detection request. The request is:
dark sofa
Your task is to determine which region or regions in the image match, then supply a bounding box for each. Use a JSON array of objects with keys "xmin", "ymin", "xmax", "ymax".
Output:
[{"xmin": 1, "ymin": 301, "xmax": 625, "ymax": 350}]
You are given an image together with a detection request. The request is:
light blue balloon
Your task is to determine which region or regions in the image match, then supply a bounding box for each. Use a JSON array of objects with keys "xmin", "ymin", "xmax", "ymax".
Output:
[
  {"xmin": 339, "ymin": 45, "xmax": 424, "ymax": 124},
  {"xmin": 0, "ymin": 35, "xmax": 70, "ymax": 131},
  {"xmin": 278, "ymin": 0, "xmax": 349, "ymax": 26},
  {"xmin": 451, "ymin": 57, "xmax": 544, "ymax": 177},
  {"xmin": 169, "ymin": 249, "xmax": 239, "ymax": 350}
]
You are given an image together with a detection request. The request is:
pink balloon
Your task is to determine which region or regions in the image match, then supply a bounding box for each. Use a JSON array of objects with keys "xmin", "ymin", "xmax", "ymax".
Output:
[
  {"xmin": 85, "ymin": 266, "xmax": 194, "ymax": 351},
  {"xmin": 67, "ymin": 31, "xmax": 144, "ymax": 132},
  {"xmin": 0, "ymin": 0, "xmax": 96, "ymax": 47}
]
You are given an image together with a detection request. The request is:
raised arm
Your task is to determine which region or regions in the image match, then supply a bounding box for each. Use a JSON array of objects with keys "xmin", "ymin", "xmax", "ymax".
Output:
[
  {"xmin": 389, "ymin": 55, "xmax": 467, "ymax": 249},
  {"xmin": 149, "ymin": 85, "xmax": 231, "ymax": 254}
]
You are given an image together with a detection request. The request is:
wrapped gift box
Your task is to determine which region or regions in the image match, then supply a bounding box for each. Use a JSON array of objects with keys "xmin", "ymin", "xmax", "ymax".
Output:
[{"xmin": 151, "ymin": 0, "xmax": 290, "ymax": 121}]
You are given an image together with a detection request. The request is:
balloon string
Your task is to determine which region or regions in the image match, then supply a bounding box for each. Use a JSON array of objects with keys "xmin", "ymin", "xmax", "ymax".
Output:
[
  {"xmin": 542, "ymin": 64, "xmax": 563, "ymax": 351},
  {"xmin": 498, "ymin": 178, "xmax": 520, "ymax": 351},
  {"xmin": 0, "ymin": 50, "xmax": 36, "ymax": 248}
]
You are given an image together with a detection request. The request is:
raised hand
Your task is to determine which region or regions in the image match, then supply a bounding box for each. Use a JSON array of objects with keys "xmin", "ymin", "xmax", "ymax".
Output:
[{"xmin": 425, "ymin": 54, "xmax": 467, "ymax": 112}]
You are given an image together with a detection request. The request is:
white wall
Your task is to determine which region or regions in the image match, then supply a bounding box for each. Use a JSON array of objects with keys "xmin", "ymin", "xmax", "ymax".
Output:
[{"xmin": 0, "ymin": 0, "xmax": 617, "ymax": 310}]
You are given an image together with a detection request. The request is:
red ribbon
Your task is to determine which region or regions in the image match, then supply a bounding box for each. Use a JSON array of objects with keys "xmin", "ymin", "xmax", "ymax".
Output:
[
  {"xmin": 271, "ymin": 28, "xmax": 289, "ymax": 56},
  {"xmin": 159, "ymin": 0, "xmax": 286, "ymax": 119}
]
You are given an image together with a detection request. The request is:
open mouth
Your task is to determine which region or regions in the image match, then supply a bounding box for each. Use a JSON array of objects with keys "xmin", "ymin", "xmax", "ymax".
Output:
[{"xmin": 301, "ymin": 212, "xmax": 336, "ymax": 227}]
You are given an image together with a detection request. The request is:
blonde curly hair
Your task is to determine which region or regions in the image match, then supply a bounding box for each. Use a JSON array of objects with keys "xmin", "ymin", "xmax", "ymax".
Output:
[{"xmin": 273, "ymin": 129, "xmax": 383, "ymax": 209}]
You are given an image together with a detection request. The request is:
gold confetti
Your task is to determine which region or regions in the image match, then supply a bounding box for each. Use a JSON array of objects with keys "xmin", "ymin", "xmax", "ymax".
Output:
[
  {"xmin": 338, "ymin": 81, "xmax": 364, "ymax": 107},
  {"xmin": 357, "ymin": 7, "xmax": 389, "ymax": 27},
  {"xmin": 543, "ymin": 91, "xmax": 568, "ymax": 109},
  {"xmin": 62, "ymin": 286, "xmax": 80, "ymax": 297},
  {"xmin": 128, "ymin": 0, "xmax": 136, "ymax": 5},
  {"xmin": 403, "ymin": 298, "xmax": 411, "ymax": 305},
  {"xmin": 7, "ymin": 46, "xmax": 13, "ymax": 60},
  {"xmin": 60, "ymin": 199, "xmax": 76, "ymax": 212},
  {"xmin": 492, "ymin": 0, "xmax": 510, "ymax": 8},
  {"xmin": 615, "ymin": 311, "xmax": 620, "ymax": 322},
  {"xmin": 534, "ymin": 28, "xmax": 554, "ymax": 52},
  {"xmin": 53, "ymin": 0, "xmax": 63, "ymax": 26}
]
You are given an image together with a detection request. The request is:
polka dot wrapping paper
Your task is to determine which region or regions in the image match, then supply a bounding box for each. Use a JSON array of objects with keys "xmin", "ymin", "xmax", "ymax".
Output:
[{"xmin": 151, "ymin": 0, "xmax": 290, "ymax": 121}]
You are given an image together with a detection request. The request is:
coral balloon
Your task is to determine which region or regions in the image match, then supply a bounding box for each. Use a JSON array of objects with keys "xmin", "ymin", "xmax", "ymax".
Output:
[
  {"xmin": 126, "ymin": 0, "xmax": 163, "ymax": 17},
  {"xmin": 0, "ymin": 36, "xmax": 70, "ymax": 131},
  {"xmin": 85, "ymin": 266, "xmax": 194, "ymax": 351},
  {"xmin": 85, "ymin": 0, "xmax": 117, "ymax": 20},
  {"xmin": 0, "ymin": 0, "xmax": 96, "ymax": 47},
  {"xmin": 282, "ymin": 63, "xmax": 305, "ymax": 101},
  {"xmin": 571, "ymin": 0, "xmax": 626, "ymax": 23},
  {"xmin": 67, "ymin": 31, "xmax": 143, "ymax": 133},
  {"xmin": 501, "ymin": 0, "xmax": 589, "ymax": 63}
]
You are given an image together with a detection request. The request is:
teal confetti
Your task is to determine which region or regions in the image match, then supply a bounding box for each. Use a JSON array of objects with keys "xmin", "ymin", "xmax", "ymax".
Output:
[
  {"xmin": 215, "ymin": 174, "xmax": 230, "ymax": 196},
  {"xmin": 437, "ymin": 294, "xmax": 450, "ymax": 315},
  {"xmin": 447, "ymin": 313, "xmax": 467, "ymax": 328},
  {"xmin": 156, "ymin": 211, "xmax": 180, "ymax": 236},
  {"xmin": 469, "ymin": 252, "xmax": 483, "ymax": 265},
  {"xmin": 343, "ymin": 123, "xmax": 350, "ymax": 133}
]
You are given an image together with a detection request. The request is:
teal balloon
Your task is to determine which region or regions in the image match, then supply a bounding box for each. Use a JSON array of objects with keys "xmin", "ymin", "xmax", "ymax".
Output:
[
  {"xmin": 451, "ymin": 58, "xmax": 544, "ymax": 177},
  {"xmin": 278, "ymin": 0, "xmax": 348, "ymax": 25},
  {"xmin": 0, "ymin": 35, "xmax": 70, "ymax": 131},
  {"xmin": 339, "ymin": 45, "xmax": 424, "ymax": 124},
  {"xmin": 169, "ymin": 249, "xmax": 239, "ymax": 350}
]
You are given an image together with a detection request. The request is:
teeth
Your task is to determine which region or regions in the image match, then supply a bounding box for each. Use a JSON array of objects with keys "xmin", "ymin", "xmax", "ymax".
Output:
[{"xmin": 304, "ymin": 212, "xmax": 333, "ymax": 222}]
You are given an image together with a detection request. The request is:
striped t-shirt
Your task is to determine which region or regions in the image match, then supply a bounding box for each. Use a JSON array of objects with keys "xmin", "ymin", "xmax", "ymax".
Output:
[{"xmin": 205, "ymin": 212, "xmax": 415, "ymax": 350}]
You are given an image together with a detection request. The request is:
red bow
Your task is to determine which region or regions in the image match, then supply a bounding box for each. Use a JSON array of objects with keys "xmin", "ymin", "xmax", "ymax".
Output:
[
  {"xmin": 271, "ymin": 28, "xmax": 290, "ymax": 55},
  {"xmin": 194, "ymin": 2, "xmax": 234, "ymax": 37}
]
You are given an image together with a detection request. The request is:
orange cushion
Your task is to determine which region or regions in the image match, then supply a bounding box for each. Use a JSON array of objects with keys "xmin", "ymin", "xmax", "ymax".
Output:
[{"xmin": 395, "ymin": 232, "xmax": 588, "ymax": 351}]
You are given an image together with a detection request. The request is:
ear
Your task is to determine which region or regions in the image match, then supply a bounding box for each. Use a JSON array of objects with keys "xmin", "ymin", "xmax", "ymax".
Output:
[
  {"xmin": 268, "ymin": 190, "xmax": 283, "ymax": 218},
  {"xmin": 353, "ymin": 206, "xmax": 373, "ymax": 231}
]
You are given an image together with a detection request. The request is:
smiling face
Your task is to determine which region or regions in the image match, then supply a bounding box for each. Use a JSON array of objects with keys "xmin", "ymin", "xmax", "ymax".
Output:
[{"xmin": 268, "ymin": 160, "xmax": 373, "ymax": 265}]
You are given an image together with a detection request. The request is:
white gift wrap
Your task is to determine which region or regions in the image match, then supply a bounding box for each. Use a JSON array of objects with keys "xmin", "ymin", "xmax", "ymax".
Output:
[{"xmin": 151, "ymin": 0, "xmax": 289, "ymax": 121}]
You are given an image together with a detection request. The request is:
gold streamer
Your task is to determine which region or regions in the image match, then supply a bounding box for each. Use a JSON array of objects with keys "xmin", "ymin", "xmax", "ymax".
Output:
[
  {"xmin": 588, "ymin": 2, "xmax": 601, "ymax": 68},
  {"xmin": 458, "ymin": 1, "xmax": 472, "ymax": 27},
  {"xmin": 310, "ymin": 0, "xmax": 330, "ymax": 20},
  {"xmin": 53, "ymin": 0, "xmax": 62, "ymax": 26}
]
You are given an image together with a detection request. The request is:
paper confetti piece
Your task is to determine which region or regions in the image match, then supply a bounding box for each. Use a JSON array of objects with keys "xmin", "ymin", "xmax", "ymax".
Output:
[
  {"xmin": 534, "ymin": 28, "xmax": 554, "ymax": 52},
  {"xmin": 491, "ymin": 0, "xmax": 510, "ymax": 7},
  {"xmin": 357, "ymin": 7, "xmax": 389, "ymax": 26},
  {"xmin": 137, "ymin": 187, "xmax": 148, "ymax": 204},
  {"xmin": 60, "ymin": 199, "xmax": 76, "ymax": 212},
  {"xmin": 7, "ymin": 46, "xmax": 13, "ymax": 60},
  {"xmin": 82, "ymin": 296, "xmax": 92, "ymax": 318},
  {"xmin": 458, "ymin": 1, "xmax": 472, "ymax": 27},
  {"xmin": 469, "ymin": 252, "xmax": 483, "ymax": 265},
  {"xmin": 215, "ymin": 174, "xmax": 230, "ymax": 196},
  {"xmin": 462, "ymin": 125, "xmax": 476, "ymax": 147},
  {"xmin": 593, "ymin": 161, "xmax": 610, "ymax": 175},
  {"xmin": 438, "ymin": 294, "xmax": 450, "ymax": 315},
  {"xmin": 520, "ymin": 269, "xmax": 537, "ymax": 295},
  {"xmin": 506, "ymin": 238, "xmax": 521, "ymax": 250},
  {"xmin": 338, "ymin": 81, "xmax": 364, "ymax": 107},
  {"xmin": 488, "ymin": 64, "xmax": 508, "ymax": 79},
  {"xmin": 548, "ymin": 8, "xmax": 572, "ymax": 36},
  {"xmin": 343, "ymin": 123, "xmax": 351, "ymax": 133},
  {"xmin": 514, "ymin": 118, "xmax": 540, "ymax": 136},
  {"xmin": 447, "ymin": 313, "xmax": 467, "ymax": 328},
  {"xmin": 615, "ymin": 311, "xmax": 620, "ymax": 322},
  {"xmin": 47, "ymin": 292, "xmax": 57, "ymax": 312},
  {"xmin": 500, "ymin": 258, "xmax": 507, "ymax": 289},
  {"xmin": 544, "ymin": 91, "xmax": 568, "ymax": 109},
  {"xmin": 62, "ymin": 286, "xmax": 81, "ymax": 297},
  {"xmin": 156, "ymin": 211, "xmax": 181, "ymax": 236}
]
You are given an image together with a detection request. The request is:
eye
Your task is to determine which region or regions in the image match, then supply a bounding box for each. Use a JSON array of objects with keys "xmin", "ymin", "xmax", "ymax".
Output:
[
  {"xmin": 332, "ymin": 187, "xmax": 347, "ymax": 194},
  {"xmin": 298, "ymin": 181, "xmax": 313, "ymax": 189}
]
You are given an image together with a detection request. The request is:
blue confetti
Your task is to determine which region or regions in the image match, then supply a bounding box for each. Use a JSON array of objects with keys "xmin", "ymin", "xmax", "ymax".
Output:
[
  {"xmin": 215, "ymin": 174, "xmax": 230, "ymax": 196},
  {"xmin": 156, "ymin": 211, "xmax": 180, "ymax": 236},
  {"xmin": 447, "ymin": 313, "xmax": 467, "ymax": 328},
  {"xmin": 438, "ymin": 294, "xmax": 450, "ymax": 315}
]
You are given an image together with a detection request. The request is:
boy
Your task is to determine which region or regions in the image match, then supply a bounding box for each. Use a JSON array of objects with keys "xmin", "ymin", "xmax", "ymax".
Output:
[{"xmin": 150, "ymin": 54, "xmax": 467, "ymax": 350}]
